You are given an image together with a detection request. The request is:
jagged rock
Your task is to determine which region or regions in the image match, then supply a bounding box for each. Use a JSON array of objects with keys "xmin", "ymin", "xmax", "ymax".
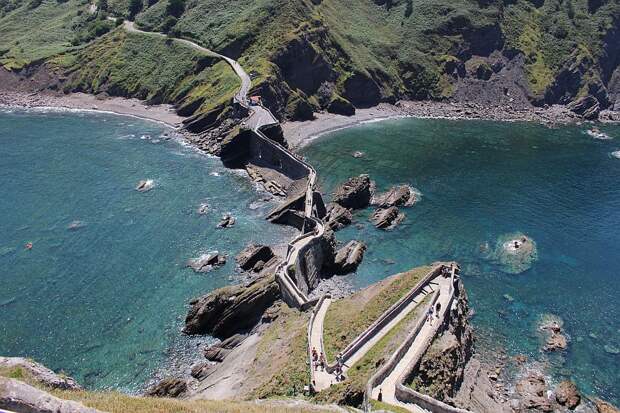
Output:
[
  {"xmin": 595, "ymin": 398, "xmax": 620, "ymax": 413},
  {"xmin": 217, "ymin": 213, "xmax": 236, "ymax": 228},
  {"xmin": 0, "ymin": 357, "xmax": 81, "ymax": 390},
  {"xmin": 197, "ymin": 203, "xmax": 209, "ymax": 215},
  {"xmin": 135, "ymin": 179, "xmax": 154, "ymax": 192},
  {"xmin": 568, "ymin": 95, "xmax": 601, "ymax": 120},
  {"xmin": 332, "ymin": 240, "xmax": 366, "ymax": 275},
  {"xmin": 544, "ymin": 331, "xmax": 568, "ymax": 351},
  {"xmin": 235, "ymin": 244, "xmax": 275, "ymax": 272},
  {"xmin": 204, "ymin": 334, "xmax": 247, "ymax": 362},
  {"xmin": 186, "ymin": 252, "xmax": 226, "ymax": 273},
  {"xmin": 370, "ymin": 206, "xmax": 405, "ymax": 229},
  {"xmin": 515, "ymin": 373, "xmax": 553, "ymax": 412},
  {"xmin": 184, "ymin": 274, "xmax": 280, "ymax": 338},
  {"xmin": 332, "ymin": 175, "xmax": 372, "ymax": 209},
  {"xmin": 555, "ymin": 380, "xmax": 581, "ymax": 409},
  {"xmin": 0, "ymin": 377, "xmax": 101, "ymax": 413},
  {"xmin": 324, "ymin": 202, "xmax": 353, "ymax": 231},
  {"xmin": 146, "ymin": 378, "xmax": 187, "ymax": 398},
  {"xmin": 373, "ymin": 185, "xmax": 417, "ymax": 208},
  {"xmin": 190, "ymin": 362, "xmax": 215, "ymax": 381}
]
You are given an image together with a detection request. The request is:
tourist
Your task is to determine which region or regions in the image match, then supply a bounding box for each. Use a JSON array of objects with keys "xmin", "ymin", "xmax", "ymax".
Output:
[
  {"xmin": 312, "ymin": 347, "xmax": 318, "ymax": 362},
  {"xmin": 435, "ymin": 302, "xmax": 441, "ymax": 319},
  {"xmin": 378, "ymin": 388, "xmax": 383, "ymax": 402},
  {"xmin": 320, "ymin": 352, "xmax": 326, "ymax": 371},
  {"xmin": 427, "ymin": 307, "xmax": 434, "ymax": 325}
]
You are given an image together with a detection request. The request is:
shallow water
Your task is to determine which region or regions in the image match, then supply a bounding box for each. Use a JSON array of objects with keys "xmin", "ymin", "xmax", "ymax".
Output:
[
  {"xmin": 0, "ymin": 109, "xmax": 292, "ymax": 391},
  {"xmin": 302, "ymin": 118, "xmax": 620, "ymax": 403}
]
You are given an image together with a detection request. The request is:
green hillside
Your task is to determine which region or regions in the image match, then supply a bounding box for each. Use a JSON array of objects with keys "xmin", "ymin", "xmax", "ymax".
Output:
[{"xmin": 0, "ymin": 0, "xmax": 618, "ymax": 123}]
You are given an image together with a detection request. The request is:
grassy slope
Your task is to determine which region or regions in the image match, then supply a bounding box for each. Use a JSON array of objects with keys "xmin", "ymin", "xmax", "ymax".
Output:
[
  {"xmin": 46, "ymin": 28, "xmax": 239, "ymax": 111},
  {"xmin": 0, "ymin": 365, "xmax": 335, "ymax": 413},
  {"xmin": 0, "ymin": 0, "xmax": 85, "ymax": 69},
  {"xmin": 322, "ymin": 265, "xmax": 432, "ymax": 362}
]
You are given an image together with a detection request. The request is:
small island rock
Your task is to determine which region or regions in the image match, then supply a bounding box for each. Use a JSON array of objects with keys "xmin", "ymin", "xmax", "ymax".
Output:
[
  {"xmin": 332, "ymin": 240, "xmax": 366, "ymax": 275},
  {"xmin": 333, "ymin": 174, "xmax": 372, "ymax": 209},
  {"xmin": 324, "ymin": 202, "xmax": 353, "ymax": 231},
  {"xmin": 370, "ymin": 206, "xmax": 405, "ymax": 229}
]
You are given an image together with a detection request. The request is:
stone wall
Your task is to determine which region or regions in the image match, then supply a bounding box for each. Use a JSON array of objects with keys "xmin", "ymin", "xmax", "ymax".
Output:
[{"xmin": 247, "ymin": 131, "xmax": 308, "ymax": 181}]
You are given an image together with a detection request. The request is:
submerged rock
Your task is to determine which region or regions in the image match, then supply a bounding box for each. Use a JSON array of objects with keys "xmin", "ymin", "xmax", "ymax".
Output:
[
  {"xmin": 217, "ymin": 213, "xmax": 236, "ymax": 228},
  {"xmin": 196, "ymin": 203, "xmax": 209, "ymax": 215},
  {"xmin": 332, "ymin": 174, "xmax": 372, "ymax": 209},
  {"xmin": 370, "ymin": 206, "xmax": 405, "ymax": 229},
  {"xmin": 67, "ymin": 220, "xmax": 86, "ymax": 231},
  {"xmin": 186, "ymin": 252, "xmax": 226, "ymax": 273},
  {"xmin": 555, "ymin": 380, "xmax": 581, "ymax": 409},
  {"xmin": 146, "ymin": 377, "xmax": 187, "ymax": 398},
  {"xmin": 332, "ymin": 240, "xmax": 366, "ymax": 275},
  {"xmin": 492, "ymin": 233, "xmax": 538, "ymax": 274},
  {"xmin": 373, "ymin": 185, "xmax": 418, "ymax": 208},
  {"xmin": 135, "ymin": 179, "xmax": 154, "ymax": 192},
  {"xmin": 324, "ymin": 202, "xmax": 353, "ymax": 231},
  {"xmin": 235, "ymin": 244, "xmax": 275, "ymax": 272},
  {"xmin": 184, "ymin": 274, "xmax": 280, "ymax": 338}
]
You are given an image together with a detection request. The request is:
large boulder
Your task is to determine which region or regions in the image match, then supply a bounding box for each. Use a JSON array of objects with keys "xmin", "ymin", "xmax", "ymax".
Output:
[
  {"xmin": 146, "ymin": 378, "xmax": 187, "ymax": 398},
  {"xmin": 0, "ymin": 357, "xmax": 81, "ymax": 390},
  {"xmin": 203, "ymin": 334, "xmax": 247, "ymax": 362},
  {"xmin": 324, "ymin": 202, "xmax": 353, "ymax": 231},
  {"xmin": 184, "ymin": 274, "xmax": 280, "ymax": 338},
  {"xmin": 555, "ymin": 380, "xmax": 581, "ymax": 409},
  {"xmin": 373, "ymin": 185, "xmax": 418, "ymax": 208},
  {"xmin": 333, "ymin": 175, "xmax": 372, "ymax": 209},
  {"xmin": 567, "ymin": 95, "xmax": 601, "ymax": 120},
  {"xmin": 235, "ymin": 244, "xmax": 275, "ymax": 272},
  {"xmin": 370, "ymin": 206, "xmax": 405, "ymax": 229},
  {"xmin": 0, "ymin": 377, "xmax": 102, "ymax": 413},
  {"xmin": 515, "ymin": 373, "xmax": 553, "ymax": 412},
  {"xmin": 332, "ymin": 240, "xmax": 366, "ymax": 275},
  {"xmin": 186, "ymin": 252, "xmax": 226, "ymax": 273}
]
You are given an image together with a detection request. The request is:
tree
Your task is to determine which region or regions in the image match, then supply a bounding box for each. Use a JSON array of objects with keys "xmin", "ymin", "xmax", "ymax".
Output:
[
  {"xmin": 97, "ymin": 0, "xmax": 107, "ymax": 12},
  {"xmin": 165, "ymin": 0, "xmax": 184, "ymax": 18},
  {"xmin": 128, "ymin": 0, "xmax": 142, "ymax": 19}
]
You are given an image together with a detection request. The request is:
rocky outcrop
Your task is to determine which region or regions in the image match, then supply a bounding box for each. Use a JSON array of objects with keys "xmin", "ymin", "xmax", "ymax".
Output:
[
  {"xmin": 372, "ymin": 185, "xmax": 418, "ymax": 208},
  {"xmin": 332, "ymin": 175, "xmax": 372, "ymax": 209},
  {"xmin": 186, "ymin": 252, "xmax": 227, "ymax": 273},
  {"xmin": 217, "ymin": 213, "xmax": 236, "ymax": 228},
  {"xmin": 0, "ymin": 357, "xmax": 81, "ymax": 390},
  {"xmin": 539, "ymin": 316, "xmax": 568, "ymax": 352},
  {"xmin": 324, "ymin": 202, "xmax": 353, "ymax": 231},
  {"xmin": 331, "ymin": 240, "xmax": 366, "ymax": 275},
  {"xmin": 203, "ymin": 334, "xmax": 247, "ymax": 363},
  {"xmin": 567, "ymin": 95, "xmax": 601, "ymax": 120},
  {"xmin": 146, "ymin": 377, "xmax": 187, "ymax": 398},
  {"xmin": 327, "ymin": 95, "xmax": 355, "ymax": 116},
  {"xmin": 370, "ymin": 206, "xmax": 405, "ymax": 229},
  {"xmin": 184, "ymin": 274, "xmax": 280, "ymax": 338},
  {"xmin": 235, "ymin": 244, "xmax": 275, "ymax": 273},
  {"xmin": 595, "ymin": 398, "xmax": 620, "ymax": 413},
  {"xmin": 555, "ymin": 380, "xmax": 581, "ymax": 410},
  {"xmin": 408, "ymin": 283, "xmax": 474, "ymax": 402},
  {"xmin": 0, "ymin": 377, "xmax": 101, "ymax": 413},
  {"xmin": 515, "ymin": 373, "xmax": 553, "ymax": 412},
  {"xmin": 190, "ymin": 362, "xmax": 215, "ymax": 381}
]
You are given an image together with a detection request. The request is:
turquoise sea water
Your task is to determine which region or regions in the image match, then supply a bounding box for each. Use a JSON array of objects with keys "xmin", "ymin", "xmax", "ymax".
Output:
[
  {"xmin": 301, "ymin": 118, "xmax": 620, "ymax": 403},
  {"xmin": 0, "ymin": 109, "xmax": 292, "ymax": 391}
]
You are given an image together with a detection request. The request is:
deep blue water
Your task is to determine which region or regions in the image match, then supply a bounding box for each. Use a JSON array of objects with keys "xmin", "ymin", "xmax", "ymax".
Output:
[
  {"xmin": 301, "ymin": 118, "xmax": 620, "ymax": 403},
  {"xmin": 0, "ymin": 109, "xmax": 292, "ymax": 391}
]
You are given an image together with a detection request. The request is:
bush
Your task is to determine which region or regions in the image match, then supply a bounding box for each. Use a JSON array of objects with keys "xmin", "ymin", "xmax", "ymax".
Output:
[
  {"xmin": 128, "ymin": 0, "xmax": 142, "ymax": 19},
  {"xmin": 160, "ymin": 15, "xmax": 176, "ymax": 33},
  {"xmin": 165, "ymin": 0, "xmax": 184, "ymax": 17}
]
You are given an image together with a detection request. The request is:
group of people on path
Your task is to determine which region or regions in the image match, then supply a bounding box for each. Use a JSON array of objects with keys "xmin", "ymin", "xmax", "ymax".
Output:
[
  {"xmin": 311, "ymin": 347, "xmax": 346, "ymax": 383},
  {"xmin": 426, "ymin": 301, "xmax": 442, "ymax": 326}
]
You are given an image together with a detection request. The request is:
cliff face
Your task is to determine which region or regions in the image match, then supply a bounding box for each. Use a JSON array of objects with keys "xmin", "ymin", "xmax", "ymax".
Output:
[{"xmin": 407, "ymin": 282, "xmax": 474, "ymax": 401}]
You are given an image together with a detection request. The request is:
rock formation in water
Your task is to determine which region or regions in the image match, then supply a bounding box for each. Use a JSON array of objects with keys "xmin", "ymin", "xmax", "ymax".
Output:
[
  {"xmin": 217, "ymin": 213, "xmax": 236, "ymax": 228},
  {"xmin": 331, "ymin": 240, "xmax": 366, "ymax": 275},
  {"xmin": 186, "ymin": 252, "xmax": 227, "ymax": 273},
  {"xmin": 235, "ymin": 244, "xmax": 276, "ymax": 273},
  {"xmin": 332, "ymin": 175, "xmax": 372, "ymax": 210},
  {"xmin": 372, "ymin": 185, "xmax": 418, "ymax": 208},
  {"xmin": 370, "ymin": 206, "xmax": 405, "ymax": 229},
  {"xmin": 183, "ymin": 273, "xmax": 280, "ymax": 338},
  {"xmin": 324, "ymin": 202, "xmax": 353, "ymax": 231},
  {"xmin": 555, "ymin": 380, "xmax": 581, "ymax": 410}
]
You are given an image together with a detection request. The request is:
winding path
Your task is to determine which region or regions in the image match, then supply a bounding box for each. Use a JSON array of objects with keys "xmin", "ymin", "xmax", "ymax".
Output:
[
  {"xmin": 308, "ymin": 265, "xmax": 446, "ymax": 392},
  {"xmin": 122, "ymin": 20, "xmax": 323, "ymax": 308}
]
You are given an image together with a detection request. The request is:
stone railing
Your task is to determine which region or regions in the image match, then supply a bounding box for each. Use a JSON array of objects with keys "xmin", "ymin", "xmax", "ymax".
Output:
[
  {"xmin": 327, "ymin": 265, "xmax": 444, "ymax": 372},
  {"xmin": 363, "ymin": 291, "xmax": 440, "ymax": 409}
]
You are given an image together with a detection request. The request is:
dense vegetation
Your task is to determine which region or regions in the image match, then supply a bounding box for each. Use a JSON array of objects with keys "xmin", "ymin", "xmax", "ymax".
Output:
[{"xmin": 0, "ymin": 0, "xmax": 618, "ymax": 122}]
